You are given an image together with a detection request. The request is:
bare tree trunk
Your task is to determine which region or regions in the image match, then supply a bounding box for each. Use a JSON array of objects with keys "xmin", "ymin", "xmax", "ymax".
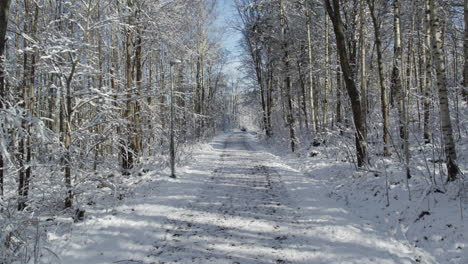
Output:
[
  {"xmin": 424, "ymin": 0, "xmax": 432, "ymax": 143},
  {"xmin": 135, "ymin": 28, "xmax": 143, "ymax": 155},
  {"xmin": 63, "ymin": 38, "xmax": 80, "ymax": 208},
  {"xmin": 18, "ymin": 3, "xmax": 29, "ymax": 210},
  {"xmin": 200, "ymin": 56, "xmax": 206, "ymax": 136},
  {"xmin": 391, "ymin": 0, "xmax": 405, "ymax": 144},
  {"xmin": 403, "ymin": 4, "xmax": 417, "ymax": 180},
  {"xmin": 122, "ymin": 1, "xmax": 135, "ymax": 173},
  {"xmin": 195, "ymin": 54, "xmax": 203, "ymax": 138},
  {"xmin": 306, "ymin": 2, "xmax": 318, "ymax": 138},
  {"xmin": 245, "ymin": 31, "xmax": 270, "ymax": 136},
  {"xmin": 94, "ymin": 6, "xmax": 103, "ymax": 171},
  {"xmin": 64, "ymin": 63, "xmax": 76, "ymax": 208},
  {"xmin": 323, "ymin": 14, "xmax": 330, "ymax": 134},
  {"xmin": 367, "ymin": 0, "xmax": 390, "ymax": 156},
  {"xmin": 18, "ymin": 0, "xmax": 38, "ymax": 210},
  {"xmin": 430, "ymin": 0, "xmax": 460, "ymax": 181},
  {"xmin": 464, "ymin": 0, "xmax": 468, "ymax": 102},
  {"xmin": 359, "ymin": 0, "xmax": 367, "ymax": 143},
  {"xmin": 297, "ymin": 57, "xmax": 309, "ymax": 130},
  {"xmin": 336, "ymin": 64, "xmax": 342, "ymax": 125},
  {"xmin": 280, "ymin": 0, "xmax": 297, "ymax": 152},
  {"xmin": 266, "ymin": 48, "xmax": 274, "ymax": 134},
  {"xmin": 0, "ymin": 0, "xmax": 12, "ymax": 197},
  {"xmin": 325, "ymin": 0, "xmax": 368, "ymax": 167}
]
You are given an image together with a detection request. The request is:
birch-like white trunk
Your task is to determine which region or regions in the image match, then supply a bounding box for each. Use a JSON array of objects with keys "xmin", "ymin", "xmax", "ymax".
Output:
[
  {"xmin": 306, "ymin": 2, "xmax": 318, "ymax": 137},
  {"xmin": 430, "ymin": 0, "xmax": 460, "ymax": 181}
]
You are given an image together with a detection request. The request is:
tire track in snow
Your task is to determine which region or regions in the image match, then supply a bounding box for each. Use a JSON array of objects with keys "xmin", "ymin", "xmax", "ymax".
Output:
[
  {"xmin": 151, "ymin": 133, "xmax": 300, "ymax": 263},
  {"xmin": 51, "ymin": 132, "xmax": 433, "ymax": 264},
  {"xmin": 149, "ymin": 132, "xmax": 431, "ymax": 264}
]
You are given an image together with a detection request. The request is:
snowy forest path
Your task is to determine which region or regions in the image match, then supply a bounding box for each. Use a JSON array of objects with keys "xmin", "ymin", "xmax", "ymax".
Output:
[
  {"xmin": 151, "ymin": 132, "xmax": 303, "ymax": 263},
  {"xmin": 50, "ymin": 132, "xmax": 435, "ymax": 264}
]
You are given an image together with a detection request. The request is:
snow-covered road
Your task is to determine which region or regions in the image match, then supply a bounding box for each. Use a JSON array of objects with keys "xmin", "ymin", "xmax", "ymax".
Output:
[{"xmin": 50, "ymin": 132, "xmax": 435, "ymax": 264}]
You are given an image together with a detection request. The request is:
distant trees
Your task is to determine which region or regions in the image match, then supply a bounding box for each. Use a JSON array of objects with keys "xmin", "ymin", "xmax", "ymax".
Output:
[{"xmin": 236, "ymin": 0, "xmax": 274, "ymax": 137}]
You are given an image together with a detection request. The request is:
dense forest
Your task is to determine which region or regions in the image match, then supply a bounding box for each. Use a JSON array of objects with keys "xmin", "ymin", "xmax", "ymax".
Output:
[
  {"xmin": 0, "ymin": 0, "xmax": 229, "ymax": 205},
  {"xmin": 236, "ymin": 0, "xmax": 465, "ymax": 181},
  {"xmin": 0, "ymin": 0, "xmax": 232, "ymax": 261},
  {"xmin": 0, "ymin": 0, "xmax": 466, "ymax": 263},
  {"xmin": 233, "ymin": 1, "xmax": 467, "ymax": 261}
]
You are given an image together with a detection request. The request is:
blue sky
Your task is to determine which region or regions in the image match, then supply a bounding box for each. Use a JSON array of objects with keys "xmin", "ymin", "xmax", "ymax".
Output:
[{"xmin": 215, "ymin": 0, "xmax": 243, "ymax": 79}]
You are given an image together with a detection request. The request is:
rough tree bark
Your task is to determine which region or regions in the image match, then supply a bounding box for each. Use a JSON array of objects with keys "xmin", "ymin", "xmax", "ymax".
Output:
[
  {"xmin": 135, "ymin": 26, "xmax": 143, "ymax": 156},
  {"xmin": 306, "ymin": 1, "xmax": 318, "ymax": 137},
  {"xmin": 359, "ymin": 0, "xmax": 367, "ymax": 144},
  {"xmin": 18, "ymin": 0, "xmax": 38, "ymax": 210},
  {"xmin": 424, "ymin": 0, "xmax": 432, "ymax": 143},
  {"xmin": 324, "ymin": 0, "xmax": 368, "ymax": 167},
  {"xmin": 336, "ymin": 64, "xmax": 342, "ymax": 125},
  {"xmin": 367, "ymin": 0, "xmax": 390, "ymax": 156},
  {"xmin": 391, "ymin": 0, "xmax": 406, "ymax": 143},
  {"xmin": 280, "ymin": 0, "xmax": 297, "ymax": 152},
  {"xmin": 464, "ymin": 0, "xmax": 468, "ymax": 102},
  {"xmin": 122, "ymin": 0, "xmax": 135, "ymax": 173},
  {"xmin": 0, "ymin": 0, "xmax": 12, "ymax": 197},
  {"xmin": 296, "ymin": 54, "xmax": 309, "ymax": 130},
  {"xmin": 64, "ymin": 57, "xmax": 78, "ymax": 209},
  {"xmin": 430, "ymin": 0, "xmax": 460, "ymax": 181},
  {"xmin": 323, "ymin": 14, "xmax": 330, "ymax": 134}
]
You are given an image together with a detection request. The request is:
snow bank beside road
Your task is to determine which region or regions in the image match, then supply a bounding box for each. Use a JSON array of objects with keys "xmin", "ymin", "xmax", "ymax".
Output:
[{"xmin": 255, "ymin": 132, "xmax": 467, "ymax": 264}]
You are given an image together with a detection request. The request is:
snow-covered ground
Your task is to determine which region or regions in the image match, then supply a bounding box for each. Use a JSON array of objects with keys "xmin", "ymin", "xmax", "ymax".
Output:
[
  {"xmin": 259, "ymin": 132, "xmax": 468, "ymax": 264},
  {"xmin": 45, "ymin": 131, "xmax": 461, "ymax": 263}
]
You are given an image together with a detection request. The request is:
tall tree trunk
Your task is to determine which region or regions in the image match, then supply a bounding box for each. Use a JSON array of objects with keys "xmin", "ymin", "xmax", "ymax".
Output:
[
  {"xmin": 367, "ymin": 0, "xmax": 390, "ymax": 156},
  {"xmin": 430, "ymin": 0, "xmax": 460, "ymax": 181},
  {"xmin": 297, "ymin": 57, "xmax": 309, "ymax": 130},
  {"xmin": 0, "ymin": 0, "xmax": 12, "ymax": 197},
  {"xmin": 266, "ymin": 48, "xmax": 274, "ymax": 134},
  {"xmin": 306, "ymin": 2, "xmax": 318, "ymax": 138},
  {"xmin": 280, "ymin": 0, "xmax": 297, "ymax": 152},
  {"xmin": 359, "ymin": 0, "xmax": 367, "ymax": 143},
  {"xmin": 18, "ymin": 4, "xmax": 29, "ymax": 211},
  {"xmin": 135, "ymin": 29, "xmax": 143, "ymax": 155},
  {"xmin": 122, "ymin": 1, "xmax": 135, "ymax": 173},
  {"xmin": 246, "ymin": 33, "xmax": 270, "ymax": 136},
  {"xmin": 403, "ymin": 4, "xmax": 416, "ymax": 180},
  {"xmin": 464, "ymin": 0, "xmax": 468, "ymax": 102},
  {"xmin": 200, "ymin": 56, "xmax": 206, "ymax": 135},
  {"xmin": 336, "ymin": 64, "xmax": 342, "ymax": 125},
  {"xmin": 63, "ymin": 50, "xmax": 79, "ymax": 208},
  {"xmin": 195, "ymin": 54, "xmax": 203, "ymax": 138},
  {"xmin": 18, "ymin": 0, "xmax": 38, "ymax": 210},
  {"xmin": 391, "ymin": 0, "xmax": 405, "ymax": 144},
  {"xmin": 323, "ymin": 14, "xmax": 330, "ymax": 134},
  {"xmin": 424, "ymin": 0, "xmax": 432, "ymax": 143},
  {"xmin": 325, "ymin": 0, "xmax": 368, "ymax": 167}
]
